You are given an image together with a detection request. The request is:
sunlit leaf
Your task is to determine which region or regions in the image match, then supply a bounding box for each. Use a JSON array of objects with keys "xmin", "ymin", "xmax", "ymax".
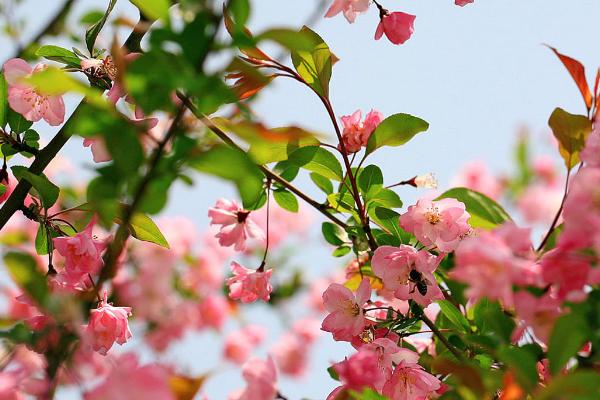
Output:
[
  {"xmin": 85, "ymin": 0, "xmax": 117, "ymax": 55},
  {"xmin": 130, "ymin": 0, "xmax": 170, "ymax": 20},
  {"xmin": 35, "ymin": 45, "xmax": 80, "ymax": 67},
  {"xmin": 366, "ymin": 113, "xmax": 429, "ymax": 155},
  {"xmin": 291, "ymin": 26, "xmax": 337, "ymax": 98},
  {"xmin": 547, "ymin": 45, "xmax": 593, "ymax": 110},
  {"xmin": 547, "ymin": 107, "xmax": 592, "ymax": 169},
  {"xmin": 11, "ymin": 166, "xmax": 59, "ymax": 209},
  {"xmin": 288, "ymin": 146, "xmax": 343, "ymax": 181}
]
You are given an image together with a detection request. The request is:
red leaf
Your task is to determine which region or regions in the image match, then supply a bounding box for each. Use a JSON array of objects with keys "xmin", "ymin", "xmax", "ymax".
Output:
[
  {"xmin": 547, "ymin": 45, "xmax": 593, "ymax": 110},
  {"xmin": 594, "ymin": 68, "xmax": 600, "ymax": 120}
]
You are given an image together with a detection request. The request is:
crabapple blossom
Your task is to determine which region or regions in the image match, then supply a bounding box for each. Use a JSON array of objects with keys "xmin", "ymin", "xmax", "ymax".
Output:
[
  {"xmin": 83, "ymin": 138, "xmax": 111, "ymax": 163},
  {"xmin": 321, "ymin": 278, "xmax": 370, "ymax": 341},
  {"xmin": 197, "ymin": 295, "xmax": 230, "ymax": 330},
  {"xmin": 381, "ymin": 350, "xmax": 442, "ymax": 400},
  {"xmin": 208, "ymin": 199, "xmax": 265, "ymax": 251},
  {"xmin": 414, "ymin": 173, "xmax": 438, "ymax": 189},
  {"xmin": 324, "ymin": 0, "xmax": 371, "ymax": 23},
  {"xmin": 271, "ymin": 333, "xmax": 310, "ymax": 376},
  {"xmin": 85, "ymin": 353, "xmax": 173, "ymax": 400},
  {"xmin": 229, "ymin": 356, "xmax": 278, "ymax": 400},
  {"xmin": 581, "ymin": 124, "xmax": 600, "ymax": 167},
  {"xmin": 400, "ymin": 198, "xmax": 471, "ymax": 252},
  {"xmin": 223, "ymin": 325, "xmax": 266, "ymax": 364},
  {"xmin": 513, "ymin": 291, "xmax": 561, "ymax": 344},
  {"xmin": 371, "ymin": 245, "xmax": 443, "ymax": 306},
  {"xmin": 517, "ymin": 183, "xmax": 563, "ymax": 224},
  {"xmin": 452, "ymin": 160, "xmax": 503, "ymax": 199},
  {"xmin": 339, "ymin": 109, "xmax": 383, "ymax": 153},
  {"xmin": 453, "ymin": 223, "xmax": 539, "ymax": 307},
  {"xmin": 540, "ymin": 246, "xmax": 591, "ymax": 302},
  {"xmin": 374, "ymin": 11, "xmax": 416, "ymax": 45},
  {"xmin": 455, "ymin": 0, "xmax": 474, "ymax": 6},
  {"xmin": 333, "ymin": 347, "xmax": 386, "ymax": 393},
  {"xmin": 53, "ymin": 218, "xmax": 107, "ymax": 279},
  {"xmin": 3, "ymin": 58, "xmax": 65, "ymax": 126},
  {"xmin": 227, "ymin": 261, "xmax": 273, "ymax": 303},
  {"xmin": 85, "ymin": 292, "xmax": 132, "ymax": 355}
]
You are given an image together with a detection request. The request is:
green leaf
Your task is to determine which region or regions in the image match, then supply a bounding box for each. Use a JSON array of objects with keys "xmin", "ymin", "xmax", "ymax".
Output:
[
  {"xmin": 191, "ymin": 146, "xmax": 265, "ymax": 210},
  {"xmin": 273, "ymin": 189, "xmax": 298, "ymax": 212},
  {"xmin": 322, "ymin": 222, "xmax": 348, "ymax": 246},
  {"xmin": 35, "ymin": 45, "xmax": 80, "ymax": 67},
  {"xmin": 366, "ymin": 113, "xmax": 429, "ymax": 155},
  {"xmin": 437, "ymin": 299, "xmax": 470, "ymax": 333},
  {"xmin": 548, "ymin": 107, "xmax": 592, "ymax": 169},
  {"xmin": 35, "ymin": 224, "xmax": 49, "ymax": 256},
  {"xmin": 368, "ymin": 188, "xmax": 403, "ymax": 209},
  {"xmin": 0, "ymin": 73, "xmax": 7, "ymax": 129},
  {"xmin": 497, "ymin": 345, "xmax": 539, "ymax": 391},
  {"xmin": 436, "ymin": 187, "xmax": 511, "ymax": 229},
  {"xmin": 368, "ymin": 206, "xmax": 410, "ymax": 243},
  {"xmin": 327, "ymin": 365, "xmax": 339, "ymax": 381},
  {"xmin": 257, "ymin": 28, "xmax": 315, "ymax": 52},
  {"xmin": 228, "ymin": 0, "xmax": 250, "ymax": 27},
  {"xmin": 5, "ymin": 252, "xmax": 49, "ymax": 307},
  {"xmin": 288, "ymin": 146, "xmax": 343, "ymax": 181},
  {"xmin": 547, "ymin": 312, "xmax": 590, "ymax": 375},
  {"xmin": 11, "ymin": 166, "xmax": 59, "ymax": 209},
  {"xmin": 358, "ymin": 165, "xmax": 383, "ymax": 196},
  {"xmin": 7, "ymin": 108, "xmax": 33, "ymax": 133},
  {"xmin": 85, "ymin": 0, "xmax": 117, "ymax": 55},
  {"xmin": 350, "ymin": 388, "xmax": 388, "ymax": 400},
  {"xmin": 535, "ymin": 371, "xmax": 600, "ymax": 400},
  {"xmin": 310, "ymin": 172, "xmax": 333, "ymax": 194},
  {"xmin": 472, "ymin": 298, "xmax": 515, "ymax": 343},
  {"xmin": 128, "ymin": 213, "xmax": 170, "ymax": 248},
  {"xmin": 130, "ymin": 0, "xmax": 170, "ymax": 20},
  {"xmin": 290, "ymin": 26, "xmax": 336, "ymax": 98},
  {"xmin": 332, "ymin": 246, "xmax": 351, "ymax": 257}
]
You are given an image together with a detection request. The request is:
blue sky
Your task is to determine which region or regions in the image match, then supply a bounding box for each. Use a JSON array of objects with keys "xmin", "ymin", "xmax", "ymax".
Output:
[{"xmin": 2, "ymin": 0, "xmax": 600, "ymax": 398}]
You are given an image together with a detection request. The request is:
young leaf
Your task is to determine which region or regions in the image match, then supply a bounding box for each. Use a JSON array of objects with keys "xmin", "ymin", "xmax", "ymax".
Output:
[
  {"xmin": 548, "ymin": 107, "xmax": 592, "ymax": 169},
  {"xmin": 35, "ymin": 45, "xmax": 80, "ymax": 67},
  {"xmin": 310, "ymin": 172, "xmax": 333, "ymax": 194},
  {"xmin": 128, "ymin": 213, "xmax": 170, "ymax": 248},
  {"xmin": 85, "ymin": 0, "xmax": 117, "ymax": 55},
  {"xmin": 437, "ymin": 299, "xmax": 470, "ymax": 333},
  {"xmin": 273, "ymin": 189, "xmax": 299, "ymax": 212},
  {"xmin": 436, "ymin": 187, "xmax": 511, "ymax": 229},
  {"xmin": 11, "ymin": 166, "xmax": 59, "ymax": 209},
  {"xmin": 366, "ymin": 113, "xmax": 429, "ymax": 155},
  {"xmin": 228, "ymin": 0, "xmax": 250, "ymax": 27},
  {"xmin": 290, "ymin": 26, "xmax": 337, "ymax": 98},
  {"xmin": 35, "ymin": 224, "xmax": 49, "ymax": 256},
  {"xmin": 288, "ymin": 146, "xmax": 343, "ymax": 181},
  {"xmin": 5, "ymin": 252, "xmax": 49, "ymax": 307},
  {"xmin": 322, "ymin": 222, "xmax": 348, "ymax": 246},
  {"xmin": 547, "ymin": 312, "xmax": 590, "ymax": 375},
  {"xmin": 358, "ymin": 165, "xmax": 383, "ymax": 196},
  {"xmin": 0, "ymin": 73, "xmax": 7, "ymax": 128},
  {"xmin": 7, "ymin": 108, "xmax": 33, "ymax": 133},
  {"xmin": 130, "ymin": 0, "xmax": 170, "ymax": 20},
  {"xmin": 546, "ymin": 45, "xmax": 593, "ymax": 110}
]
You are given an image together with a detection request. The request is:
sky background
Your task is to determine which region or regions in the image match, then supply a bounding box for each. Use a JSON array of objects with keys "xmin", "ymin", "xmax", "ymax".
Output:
[{"xmin": 2, "ymin": 0, "xmax": 600, "ymax": 399}]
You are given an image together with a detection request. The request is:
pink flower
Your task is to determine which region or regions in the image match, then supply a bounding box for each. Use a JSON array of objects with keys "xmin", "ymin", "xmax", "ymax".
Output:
[
  {"xmin": 321, "ymin": 278, "xmax": 370, "ymax": 341},
  {"xmin": 208, "ymin": 199, "xmax": 265, "ymax": 251},
  {"xmin": 83, "ymin": 137, "xmax": 111, "ymax": 163},
  {"xmin": 198, "ymin": 295, "xmax": 230, "ymax": 330},
  {"xmin": 334, "ymin": 348, "xmax": 386, "ymax": 393},
  {"xmin": 339, "ymin": 109, "xmax": 384, "ymax": 153},
  {"xmin": 451, "ymin": 161, "xmax": 503, "ymax": 199},
  {"xmin": 324, "ymin": 0, "xmax": 371, "ymax": 23},
  {"xmin": 223, "ymin": 325, "xmax": 266, "ymax": 364},
  {"xmin": 561, "ymin": 167, "xmax": 600, "ymax": 251},
  {"xmin": 540, "ymin": 246, "xmax": 591, "ymax": 302},
  {"xmin": 513, "ymin": 291, "xmax": 561, "ymax": 344},
  {"xmin": 581, "ymin": 123, "xmax": 600, "ymax": 167},
  {"xmin": 400, "ymin": 198, "xmax": 471, "ymax": 252},
  {"xmin": 53, "ymin": 218, "xmax": 107, "ymax": 279},
  {"xmin": 371, "ymin": 245, "xmax": 443, "ymax": 306},
  {"xmin": 455, "ymin": 0, "xmax": 474, "ymax": 6},
  {"xmin": 453, "ymin": 223, "xmax": 539, "ymax": 307},
  {"xmin": 381, "ymin": 351, "xmax": 441, "ymax": 400},
  {"xmin": 227, "ymin": 261, "xmax": 273, "ymax": 303},
  {"xmin": 3, "ymin": 58, "xmax": 65, "ymax": 126},
  {"xmin": 517, "ymin": 183, "xmax": 563, "ymax": 224},
  {"xmin": 229, "ymin": 356, "xmax": 278, "ymax": 400},
  {"xmin": 374, "ymin": 12, "xmax": 416, "ymax": 45},
  {"xmin": 271, "ymin": 333, "xmax": 309, "ymax": 377},
  {"xmin": 85, "ymin": 292, "xmax": 132, "ymax": 355},
  {"xmin": 85, "ymin": 353, "xmax": 174, "ymax": 400}
]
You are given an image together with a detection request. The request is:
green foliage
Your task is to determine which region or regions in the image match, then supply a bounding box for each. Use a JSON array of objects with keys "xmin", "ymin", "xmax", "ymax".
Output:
[
  {"xmin": 548, "ymin": 107, "xmax": 592, "ymax": 169},
  {"xmin": 35, "ymin": 224, "xmax": 49, "ymax": 256},
  {"xmin": 350, "ymin": 388, "xmax": 388, "ymax": 400},
  {"xmin": 288, "ymin": 146, "xmax": 343, "ymax": 181},
  {"xmin": 85, "ymin": 0, "xmax": 117, "ymax": 55},
  {"xmin": 11, "ymin": 166, "xmax": 59, "ymax": 209},
  {"xmin": 290, "ymin": 26, "xmax": 337, "ymax": 98},
  {"xmin": 366, "ymin": 113, "xmax": 429, "ymax": 155},
  {"xmin": 534, "ymin": 371, "xmax": 600, "ymax": 400},
  {"xmin": 358, "ymin": 165, "xmax": 383, "ymax": 197},
  {"xmin": 7, "ymin": 108, "xmax": 33, "ymax": 133},
  {"xmin": 228, "ymin": 0, "xmax": 250, "ymax": 27},
  {"xmin": 191, "ymin": 145, "xmax": 265, "ymax": 210},
  {"xmin": 547, "ymin": 311, "xmax": 590, "ymax": 375},
  {"xmin": 4, "ymin": 252, "xmax": 49, "ymax": 307},
  {"xmin": 0, "ymin": 73, "xmax": 7, "ymax": 129},
  {"xmin": 130, "ymin": 0, "xmax": 171, "ymax": 20},
  {"xmin": 472, "ymin": 298, "xmax": 515, "ymax": 344},
  {"xmin": 35, "ymin": 45, "xmax": 80, "ymax": 68},
  {"xmin": 497, "ymin": 345, "xmax": 539, "ymax": 390},
  {"xmin": 126, "ymin": 213, "xmax": 170, "ymax": 248},
  {"xmin": 436, "ymin": 187, "xmax": 511, "ymax": 229},
  {"xmin": 273, "ymin": 189, "xmax": 298, "ymax": 212},
  {"xmin": 438, "ymin": 300, "xmax": 470, "ymax": 333},
  {"xmin": 322, "ymin": 222, "xmax": 348, "ymax": 246},
  {"xmin": 310, "ymin": 172, "xmax": 333, "ymax": 194}
]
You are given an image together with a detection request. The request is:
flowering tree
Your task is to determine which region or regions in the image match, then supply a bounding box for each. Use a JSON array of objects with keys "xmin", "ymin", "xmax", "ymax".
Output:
[{"xmin": 0, "ymin": 0, "xmax": 599, "ymax": 399}]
